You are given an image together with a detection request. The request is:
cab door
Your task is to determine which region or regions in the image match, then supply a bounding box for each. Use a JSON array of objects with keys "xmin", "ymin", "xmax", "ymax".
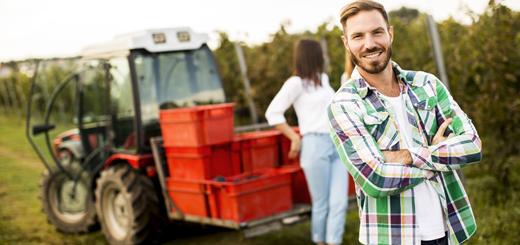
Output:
[
  {"xmin": 26, "ymin": 58, "xmax": 110, "ymax": 233},
  {"xmin": 106, "ymin": 56, "xmax": 138, "ymax": 153},
  {"xmin": 28, "ymin": 58, "xmax": 111, "ymax": 179}
]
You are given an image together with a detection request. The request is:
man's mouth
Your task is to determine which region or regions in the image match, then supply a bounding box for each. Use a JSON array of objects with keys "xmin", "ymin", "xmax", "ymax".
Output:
[{"xmin": 364, "ymin": 52, "xmax": 382, "ymax": 59}]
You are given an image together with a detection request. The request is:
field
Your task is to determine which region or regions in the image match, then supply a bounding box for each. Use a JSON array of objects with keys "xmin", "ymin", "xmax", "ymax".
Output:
[{"xmin": 0, "ymin": 116, "xmax": 518, "ymax": 245}]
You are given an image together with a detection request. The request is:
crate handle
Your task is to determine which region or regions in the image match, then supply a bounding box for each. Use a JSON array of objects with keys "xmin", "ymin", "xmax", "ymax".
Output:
[{"xmin": 221, "ymin": 181, "xmax": 291, "ymax": 197}]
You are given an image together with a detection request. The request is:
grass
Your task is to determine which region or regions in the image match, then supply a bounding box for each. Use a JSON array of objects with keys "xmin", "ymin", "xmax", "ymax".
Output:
[
  {"xmin": 0, "ymin": 116, "xmax": 360, "ymax": 244},
  {"xmin": 1, "ymin": 115, "xmax": 518, "ymax": 244},
  {"xmin": 0, "ymin": 133, "xmax": 107, "ymax": 244}
]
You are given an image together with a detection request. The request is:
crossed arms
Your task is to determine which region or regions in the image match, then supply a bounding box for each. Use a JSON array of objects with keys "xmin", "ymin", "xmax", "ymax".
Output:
[
  {"xmin": 381, "ymin": 118, "xmax": 454, "ymax": 165},
  {"xmin": 328, "ymin": 81, "xmax": 482, "ymax": 198}
]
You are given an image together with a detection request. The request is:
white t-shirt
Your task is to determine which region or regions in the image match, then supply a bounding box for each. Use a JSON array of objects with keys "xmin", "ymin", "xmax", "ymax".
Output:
[
  {"xmin": 380, "ymin": 93, "xmax": 446, "ymax": 241},
  {"xmin": 265, "ymin": 73, "xmax": 334, "ymax": 135}
]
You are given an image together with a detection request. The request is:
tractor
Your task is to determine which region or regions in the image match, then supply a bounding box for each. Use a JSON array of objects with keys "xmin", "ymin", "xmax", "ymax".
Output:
[{"xmin": 27, "ymin": 27, "xmax": 348, "ymax": 245}]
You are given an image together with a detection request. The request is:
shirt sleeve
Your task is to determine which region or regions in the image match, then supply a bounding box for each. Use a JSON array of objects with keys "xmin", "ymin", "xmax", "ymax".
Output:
[
  {"xmin": 320, "ymin": 73, "xmax": 330, "ymax": 87},
  {"xmin": 265, "ymin": 77, "xmax": 303, "ymax": 126},
  {"xmin": 407, "ymin": 80, "xmax": 482, "ymax": 171},
  {"xmin": 328, "ymin": 99, "xmax": 428, "ymax": 198}
]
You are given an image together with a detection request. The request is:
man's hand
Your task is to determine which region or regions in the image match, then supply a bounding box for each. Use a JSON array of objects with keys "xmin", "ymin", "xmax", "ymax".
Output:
[
  {"xmin": 431, "ymin": 118, "xmax": 455, "ymax": 145},
  {"xmin": 382, "ymin": 150, "xmax": 413, "ymax": 165},
  {"xmin": 381, "ymin": 118, "xmax": 455, "ymax": 166}
]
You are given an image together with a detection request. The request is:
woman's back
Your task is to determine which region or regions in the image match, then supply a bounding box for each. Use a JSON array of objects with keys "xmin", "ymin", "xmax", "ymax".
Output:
[{"xmin": 265, "ymin": 73, "xmax": 334, "ymax": 135}]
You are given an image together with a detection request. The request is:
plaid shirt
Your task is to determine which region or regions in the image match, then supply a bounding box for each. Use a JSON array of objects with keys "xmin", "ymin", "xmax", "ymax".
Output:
[{"xmin": 328, "ymin": 62, "xmax": 482, "ymax": 245}]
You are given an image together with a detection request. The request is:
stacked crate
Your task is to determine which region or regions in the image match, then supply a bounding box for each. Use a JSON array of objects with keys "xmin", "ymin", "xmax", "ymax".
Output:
[
  {"xmin": 160, "ymin": 104, "xmax": 236, "ymax": 180},
  {"xmin": 236, "ymin": 130, "xmax": 281, "ymax": 172},
  {"xmin": 159, "ymin": 103, "xmax": 294, "ymax": 222}
]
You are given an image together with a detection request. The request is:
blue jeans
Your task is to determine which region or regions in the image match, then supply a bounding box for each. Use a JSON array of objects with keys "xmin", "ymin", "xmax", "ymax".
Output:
[
  {"xmin": 300, "ymin": 133, "xmax": 348, "ymax": 244},
  {"xmin": 421, "ymin": 233, "xmax": 448, "ymax": 245}
]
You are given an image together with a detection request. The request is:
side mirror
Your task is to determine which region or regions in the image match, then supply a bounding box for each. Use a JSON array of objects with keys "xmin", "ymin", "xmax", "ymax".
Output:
[{"xmin": 32, "ymin": 124, "xmax": 56, "ymax": 136}]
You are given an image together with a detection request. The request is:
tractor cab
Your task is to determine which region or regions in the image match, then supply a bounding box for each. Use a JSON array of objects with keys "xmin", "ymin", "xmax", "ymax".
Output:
[
  {"xmin": 30, "ymin": 27, "xmax": 227, "ymax": 172},
  {"xmin": 77, "ymin": 27, "xmax": 226, "ymax": 156}
]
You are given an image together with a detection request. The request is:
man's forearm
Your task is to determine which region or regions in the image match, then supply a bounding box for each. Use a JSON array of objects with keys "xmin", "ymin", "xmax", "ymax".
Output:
[{"xmin": 382, "ymin": 150, "xmax": 413, "ymax": 165}]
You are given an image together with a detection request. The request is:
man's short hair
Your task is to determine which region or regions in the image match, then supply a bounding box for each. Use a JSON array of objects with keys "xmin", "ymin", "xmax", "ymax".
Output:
[{"xmin": 340, "ymin": 0, "xmax": 390, "ymax": 36}]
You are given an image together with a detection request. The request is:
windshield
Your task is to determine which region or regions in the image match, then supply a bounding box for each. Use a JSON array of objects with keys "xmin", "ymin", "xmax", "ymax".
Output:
[{"xmin": 133, "ymin": 44, "xmax": 226, "ymax": 144}]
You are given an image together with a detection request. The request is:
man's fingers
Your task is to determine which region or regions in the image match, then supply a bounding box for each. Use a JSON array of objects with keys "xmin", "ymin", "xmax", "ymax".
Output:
[
  {"xmin": 447, "ymin": 133, "xmax": 455, "ymax": 139},
  {"xmin": 436, "ymin": 118, "xmax": 453, "ymax": 137}
]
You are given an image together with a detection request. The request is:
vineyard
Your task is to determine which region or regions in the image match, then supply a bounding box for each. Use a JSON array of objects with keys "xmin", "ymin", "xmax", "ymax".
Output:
[{"xmin": 1, "ymin": 1, "xmax": 520, "ymax": 244}]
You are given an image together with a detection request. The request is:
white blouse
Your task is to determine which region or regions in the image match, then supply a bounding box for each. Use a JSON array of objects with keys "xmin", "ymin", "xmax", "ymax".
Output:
[{"xmin": 265, "ymin": 73, "xmax": 335, "ymax": 136}]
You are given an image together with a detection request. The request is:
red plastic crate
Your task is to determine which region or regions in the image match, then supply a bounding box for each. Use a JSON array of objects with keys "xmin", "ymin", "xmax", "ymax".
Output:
[
  {"xmin": 279, "ymin": 165, "xmax": 311, "ymax": 203},
  {"xmin": 166, "ymin": 178, "xmax": 211, "ymax": 217},
  {"xmin": 348, "ymin": 172, "xmax": 356, "ymax": 196},
  {"xmin": 159, "ymin": 103, "xmax": 235, "ymax": 147},
  {"xmin": 165, "ymin": 143, "xmax": 233, "ymax": 180},
  {"xmin": 207, "ymin": 169, "xmax": 293, "ymax": 222},
  {"xmin": 238, "ymin": 131, "xmax": 281, "ymax": 172},
  {"xmin": 230, "ymin": 135, "xmax": 243, "ymax": 175}
]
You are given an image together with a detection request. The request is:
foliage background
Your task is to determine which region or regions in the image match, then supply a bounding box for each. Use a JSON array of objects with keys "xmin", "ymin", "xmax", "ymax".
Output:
[
  {"xmin": 213, "ymin": 1, "xmax": 520, "ymax": 188},
  {"xmin": 1, "ymin": 0, "xmax": 520, "ymax": 244}
]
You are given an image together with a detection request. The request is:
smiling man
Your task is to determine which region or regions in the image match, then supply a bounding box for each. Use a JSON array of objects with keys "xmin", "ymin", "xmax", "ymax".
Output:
[{"xmin": 327, "ymin": 1, "xmax": 482, "ymax": 244}]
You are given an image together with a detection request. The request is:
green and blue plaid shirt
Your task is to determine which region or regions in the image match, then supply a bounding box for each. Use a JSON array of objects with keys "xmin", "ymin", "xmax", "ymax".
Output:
[{"xmin": 328, "ymin": 62, "xmax": 482, "ymax": 245}]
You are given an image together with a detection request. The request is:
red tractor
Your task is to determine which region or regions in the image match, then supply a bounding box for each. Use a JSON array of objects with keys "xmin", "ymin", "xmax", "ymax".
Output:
[{"xmin": 26, "ymin": 27, "xmax": 355, "ymax": 245}]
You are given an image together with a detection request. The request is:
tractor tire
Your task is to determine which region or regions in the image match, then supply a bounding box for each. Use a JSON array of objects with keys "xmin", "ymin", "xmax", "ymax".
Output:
[
  {"xmin": 58, "ymin": 149, "xmax": 78, "ymax": 168},
  {"xmin": 95, "ymin": 164, "xmax": 164, "ymax": 245},
  {"xmin": 38, "ymin": 164, "xmax": 98, "ymax": 233}
]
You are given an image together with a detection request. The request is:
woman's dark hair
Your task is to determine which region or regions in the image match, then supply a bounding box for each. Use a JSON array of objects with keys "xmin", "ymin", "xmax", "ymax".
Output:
[{"xmin": 293, "ymin": 39, "xmax": 324, "ymax": 87}]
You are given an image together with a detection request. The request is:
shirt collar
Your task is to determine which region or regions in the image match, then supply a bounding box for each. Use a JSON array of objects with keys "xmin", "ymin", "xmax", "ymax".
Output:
[{"xmin": 350, "ymin": 61, "xmax": 412, "ymax": 99}]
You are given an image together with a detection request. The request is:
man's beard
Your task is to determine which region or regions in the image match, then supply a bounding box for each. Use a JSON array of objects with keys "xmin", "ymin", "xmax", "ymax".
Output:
[{"xmin": 350, "ymin": 45, "xmax": 392, "ymax": 74}]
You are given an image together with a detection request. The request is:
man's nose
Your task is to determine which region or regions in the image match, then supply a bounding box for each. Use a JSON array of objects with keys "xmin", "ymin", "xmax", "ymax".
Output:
[{"xmin": 364, "ymin": 35, "xmax": 376, "ymax": 50}]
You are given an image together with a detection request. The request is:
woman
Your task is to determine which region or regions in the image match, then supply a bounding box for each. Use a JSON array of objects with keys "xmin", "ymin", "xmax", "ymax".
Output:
[{"xmin": 265, "ymin": 39, "xmax": 348, "ymax": 245}]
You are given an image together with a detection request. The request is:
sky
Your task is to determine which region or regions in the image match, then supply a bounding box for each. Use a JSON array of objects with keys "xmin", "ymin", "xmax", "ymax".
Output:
[{"xmin": 1, "ymin": 0, "xmax": 519, "ymax": 62}]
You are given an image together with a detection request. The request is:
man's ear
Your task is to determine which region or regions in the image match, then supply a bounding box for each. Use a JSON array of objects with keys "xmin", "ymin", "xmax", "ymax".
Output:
[
  {"xmin": 389, "ymin": 26, "xmax": 394, "ymax": 43},
  {"xmin": 341, "ymin": 36, "xmax": 350, "ymax": 52}
]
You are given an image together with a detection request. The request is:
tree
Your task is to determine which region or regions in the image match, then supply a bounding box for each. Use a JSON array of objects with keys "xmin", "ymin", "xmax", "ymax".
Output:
[
  {"xmin": 389, "ymin": 7, "xmax": 420, "ymax": 25},
  {"xmin": 434, "ymin": 1, "xmax": 520, "ymax": 185},
  {"xmin": 212, "ymin": 32, "xmax": 250, "ymax": 125}
]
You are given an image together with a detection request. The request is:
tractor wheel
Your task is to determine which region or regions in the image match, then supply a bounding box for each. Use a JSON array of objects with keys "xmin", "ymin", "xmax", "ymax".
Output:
[
  {"xmin": 38, "ymin": 165, "xmax": 98, "ymax": 233},
  {"xmin": 95, "ymin": 164, "xmax": 164, "ymax": 245},
  {"xmin": 58, "ymin": 149, "xmax": 78, "ymax": 168}
]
